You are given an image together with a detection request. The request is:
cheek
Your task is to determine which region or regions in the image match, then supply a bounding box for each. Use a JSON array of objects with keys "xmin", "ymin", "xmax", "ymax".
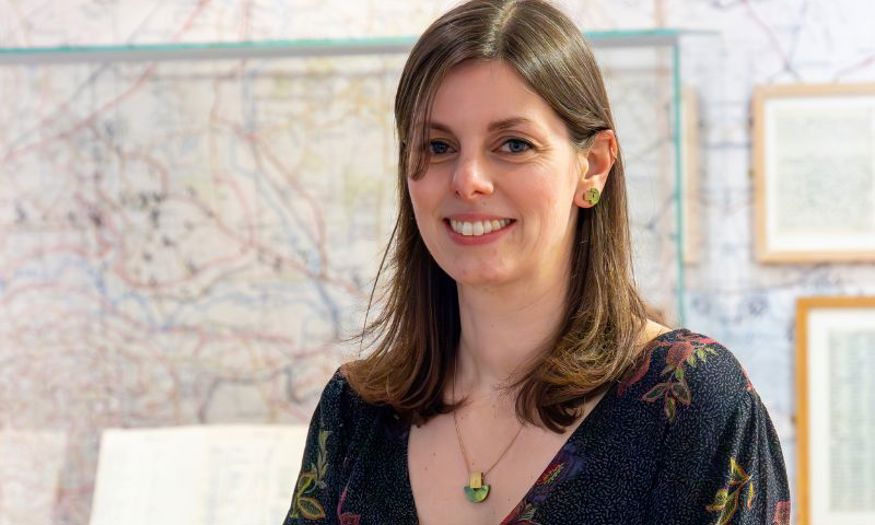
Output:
[
  {"xmin": 519, "ymin": 177, "xmax": 568, "ymax": 215},
  {"xmin": 522, "ymin": 178, "xmax": 576, "ymax": 234},
  {"xmin": 407, "ymin": 177, "xmax": 428, "ymax": 209},
  {"xmin": 407, "ymin": 176, "xmax": 442, "ymax": 226}
]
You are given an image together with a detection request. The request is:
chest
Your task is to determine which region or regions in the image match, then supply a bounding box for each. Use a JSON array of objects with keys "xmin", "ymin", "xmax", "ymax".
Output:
[
  {"xmin": 407, "ymin": 417, "xmax": 572, "ymax": 525},
  {"xmin": 335, "ymin": 386, "xmax": 667, "ymax": 524}
]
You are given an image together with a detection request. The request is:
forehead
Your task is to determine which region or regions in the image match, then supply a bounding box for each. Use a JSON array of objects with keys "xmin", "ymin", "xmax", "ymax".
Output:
[{"xmin": 429, "ymin": 59, "xmax": 567, "ymax": 137}]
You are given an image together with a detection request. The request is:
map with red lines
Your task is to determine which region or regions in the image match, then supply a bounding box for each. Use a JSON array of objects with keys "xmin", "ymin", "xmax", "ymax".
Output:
[{"xmin": 0, "ymin": 46, "xmax": 405, "ymax": 525}]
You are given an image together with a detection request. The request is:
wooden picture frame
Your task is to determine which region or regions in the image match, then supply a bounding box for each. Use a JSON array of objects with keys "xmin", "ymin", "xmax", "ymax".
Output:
[
  {"xmin": 753, "ymin": 83, "xmax": 875, "ymax": 262},
  {"xmin": 795, "ymin": 296, "xmax": 875, "ymax": 525},
  {"xmin": 681, "ymin": 85, "xmax": 701, "ymax": 265}
]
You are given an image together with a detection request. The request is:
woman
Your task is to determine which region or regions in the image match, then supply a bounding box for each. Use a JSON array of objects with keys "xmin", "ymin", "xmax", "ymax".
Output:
[{"xmin": 283, "ymin": 1, "xmax": 790, "ymax": 524}]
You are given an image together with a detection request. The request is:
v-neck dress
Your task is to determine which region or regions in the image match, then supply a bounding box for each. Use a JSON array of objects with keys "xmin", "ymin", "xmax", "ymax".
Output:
[{"xmin": 281, "ymin": 328, "xmax": 791, "ymax": 525}]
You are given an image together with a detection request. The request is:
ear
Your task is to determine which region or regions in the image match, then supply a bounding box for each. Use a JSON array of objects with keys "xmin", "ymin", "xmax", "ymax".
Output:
[{"xmin": 574, "ymin": 130, "xmax": 617, "ymax": 209}]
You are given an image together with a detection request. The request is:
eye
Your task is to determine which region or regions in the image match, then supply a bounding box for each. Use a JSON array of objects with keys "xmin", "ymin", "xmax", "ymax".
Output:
[
  {"xmin": 427, "ymin": 140, "xmax": 454, "ymax": 156},
  {"xmin": 500, "ymin": 138, "xmax": 533, "ymax": 154}
]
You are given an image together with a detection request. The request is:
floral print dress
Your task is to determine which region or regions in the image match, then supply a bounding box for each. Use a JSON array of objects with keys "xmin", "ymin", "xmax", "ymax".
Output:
[{"xmin": 282, "ymin": 328, "xmax": 791, "ymax": 525}]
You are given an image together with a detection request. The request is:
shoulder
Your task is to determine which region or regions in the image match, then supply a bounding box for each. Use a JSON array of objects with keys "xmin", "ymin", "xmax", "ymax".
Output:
[
  {"xmin": 630, "ymin": 332, "xmax": 792, "ymax": 519},
  {"xmin": 313, "ymin": 363, "xmax": 384, "ymax": 432},
  {"xmin": 617, "ymin": 328, "xmax": 754, "ymax": 424},
  {"xmin": 318, "ymin": 364, "xmax": 356, "ymax": 405}
]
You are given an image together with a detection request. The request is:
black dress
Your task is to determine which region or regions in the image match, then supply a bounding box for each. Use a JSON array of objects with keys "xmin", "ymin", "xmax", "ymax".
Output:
[{"xmin": 281, "ymin": 328, "xmax": 792, "ymax": 524}]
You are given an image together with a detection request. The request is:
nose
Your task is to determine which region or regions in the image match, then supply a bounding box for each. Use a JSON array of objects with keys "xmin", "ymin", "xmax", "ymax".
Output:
[{"xmin": 450, "ymin": 152, "xmax": 494, "ymax": 200}]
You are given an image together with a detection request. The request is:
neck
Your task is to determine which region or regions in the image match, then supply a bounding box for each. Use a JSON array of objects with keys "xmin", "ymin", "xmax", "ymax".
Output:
[{"xmin": 453, "ymin": 270, "xmax": 568, "ymax": 402}]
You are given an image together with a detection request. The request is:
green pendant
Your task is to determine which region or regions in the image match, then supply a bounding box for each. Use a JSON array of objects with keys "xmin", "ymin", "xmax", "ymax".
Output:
[
  {"xmin": 464, "ymin": 472, "xmax": 490, "ymax": 503},
  {"xmin": 464, "ymin": 484, "xmax": 490, "ymax": 503}
]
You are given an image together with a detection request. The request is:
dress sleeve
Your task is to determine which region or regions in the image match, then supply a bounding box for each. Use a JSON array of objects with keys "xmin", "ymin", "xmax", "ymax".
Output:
[
  {"xmin": 282, "ymin": 368, "xmax": 352, "ymax": 525},
  {"xmin": 645, "ymin": 387, "xmax": 792, "ymax": 525}
]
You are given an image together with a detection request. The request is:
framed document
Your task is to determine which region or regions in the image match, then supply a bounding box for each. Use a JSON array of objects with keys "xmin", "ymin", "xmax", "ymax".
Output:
[
  {"xmin": 753, "ymin": 83, "xmax": 875, "ymax": 262},
  {"xmin": 796, "ymin": 296, "xmax": 875, "ymax": 525}
]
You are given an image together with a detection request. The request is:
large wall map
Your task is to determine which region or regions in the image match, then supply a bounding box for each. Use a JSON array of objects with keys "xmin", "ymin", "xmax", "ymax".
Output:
[{"xmin": 1, "ymin": 51, "xmax": 405, "ymax": 523}]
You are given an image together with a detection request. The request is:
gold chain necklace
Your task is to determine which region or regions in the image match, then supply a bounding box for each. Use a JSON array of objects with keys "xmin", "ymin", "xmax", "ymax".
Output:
[{"xmin": 451, "ymin": 359, "xmax": 524, "ymax": 503}]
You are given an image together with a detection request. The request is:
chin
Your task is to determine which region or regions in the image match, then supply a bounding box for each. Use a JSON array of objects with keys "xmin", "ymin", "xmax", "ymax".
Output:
[{"xmin": 445, "ymin": 264, "xmax": 513, "ymax": 287}]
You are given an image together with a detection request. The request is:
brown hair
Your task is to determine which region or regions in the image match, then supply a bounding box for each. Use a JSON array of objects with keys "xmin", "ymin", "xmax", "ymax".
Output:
[{"xmin": 344, "ymin": 0, "xmax": 664, "ymax": 432}]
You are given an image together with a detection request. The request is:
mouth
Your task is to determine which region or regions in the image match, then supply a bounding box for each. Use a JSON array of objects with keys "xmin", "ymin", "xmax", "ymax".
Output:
[{"xmin": 444, "ymin": 218, "xmax": 516, "ymax": 237}]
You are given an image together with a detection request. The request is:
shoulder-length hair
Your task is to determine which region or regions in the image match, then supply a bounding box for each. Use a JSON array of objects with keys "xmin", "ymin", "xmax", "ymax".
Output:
[{"xmin": 344, "ymin": 0, "xmax": 664, "ymax": 432}]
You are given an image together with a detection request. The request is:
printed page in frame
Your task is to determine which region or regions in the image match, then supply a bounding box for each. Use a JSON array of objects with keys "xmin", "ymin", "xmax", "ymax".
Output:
[
  {"xmin": 755, "ymin": 84, "xmax": 875, "ymax": 262},
  {"xmin": 88, "ymin": 424, "xmax": 309, "ymax": 525},
  {"xmin": 797, "ymin": 297, "xmax": 875, "ymax": 525}
]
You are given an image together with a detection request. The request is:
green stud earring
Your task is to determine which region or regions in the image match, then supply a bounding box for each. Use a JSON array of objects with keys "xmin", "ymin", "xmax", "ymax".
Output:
[{"xmin": 585, "ymin": 187, "xmax": 600, "ymax": 206}]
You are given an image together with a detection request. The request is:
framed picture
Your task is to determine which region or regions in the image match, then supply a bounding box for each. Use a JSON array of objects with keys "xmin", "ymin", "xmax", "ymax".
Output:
[
  {"xmin": 795, "ymin": 296, "xmax": 875, "ymax": 525},
  {"xmin": 753, "ymin": 83, "xmax": 875, "ymax": 262},
  {"xmin": 681, "ymin": 85, "xmax": 701, "ymax": 265}
]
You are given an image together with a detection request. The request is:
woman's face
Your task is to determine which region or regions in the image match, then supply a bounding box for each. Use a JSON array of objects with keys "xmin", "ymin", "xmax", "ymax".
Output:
[{"xmin": 408, "ymin": 59, "xmax": 587, "ymax": 289}]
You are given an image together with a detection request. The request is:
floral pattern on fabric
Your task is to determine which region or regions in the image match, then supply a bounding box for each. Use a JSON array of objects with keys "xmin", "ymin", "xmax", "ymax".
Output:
[
  {"xmin": 706, "ymin": 457, "xmax": 756, "ymax": 525},
  {"xmin": 772, "ymin": 500, "xmax": 791, "ymax": 525},
  {"xmin": 619, "ymin": 331, "xmax": 721, "ymax": 422},
  {"xmin": 336, "ymin": 487, "xmax": 361, "ymax": 525},
  {"xmin": 288, "ymin": 429, "xmax": 330, "ymax": 521},
  {"xmin": 501, "ymin": 448, "xmax": 585, "ymax": 524}
]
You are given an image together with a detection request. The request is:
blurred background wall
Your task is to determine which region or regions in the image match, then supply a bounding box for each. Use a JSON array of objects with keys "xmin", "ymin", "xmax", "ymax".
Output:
[{"xmin": 1, "ymin": 1, "xmax": 873, "ymax": 524}]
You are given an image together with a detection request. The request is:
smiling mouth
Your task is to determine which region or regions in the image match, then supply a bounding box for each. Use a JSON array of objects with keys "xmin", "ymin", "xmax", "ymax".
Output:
[{"xmin": 446, "ymin": 218, "xmax": 515, "ymax": 237}]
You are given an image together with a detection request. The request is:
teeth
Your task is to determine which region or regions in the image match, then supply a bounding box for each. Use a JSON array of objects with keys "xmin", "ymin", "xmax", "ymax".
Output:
[{"xmin": 450, "ymin": 218, "xmax": 512, "ymax": 237}]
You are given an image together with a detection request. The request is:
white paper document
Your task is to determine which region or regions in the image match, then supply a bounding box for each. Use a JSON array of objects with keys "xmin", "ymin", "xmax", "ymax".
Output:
[
  {"xmin": 88, "ymin": 424, "xmax": 309, "ymax": 525},
  {"xmin": 765, "ymin": 98, "xmax": 875, "ymax": 252},
  {"xmin": 828, "ymin": 330, "xmax": 875, "ymax": 511},
  {"xmin": 809, "ymin": 309, "xmax": 875, "ymax": 524}
]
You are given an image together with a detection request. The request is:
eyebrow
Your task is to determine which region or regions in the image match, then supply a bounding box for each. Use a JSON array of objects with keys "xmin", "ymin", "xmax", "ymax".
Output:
[{"xmin": 428, "ymin": 116, "xmax": 539, "ymax": 134}]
